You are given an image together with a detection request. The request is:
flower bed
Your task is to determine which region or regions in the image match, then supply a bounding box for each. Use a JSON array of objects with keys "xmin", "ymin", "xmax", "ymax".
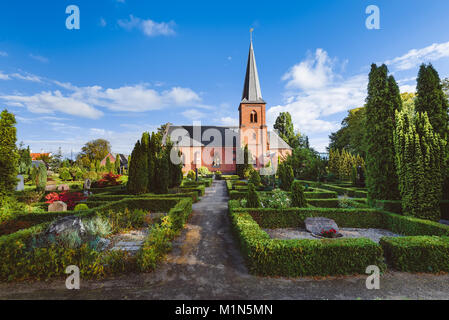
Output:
[{"xmin": 0, "ymin": 196, "xmax": 192, "ymax": 281}]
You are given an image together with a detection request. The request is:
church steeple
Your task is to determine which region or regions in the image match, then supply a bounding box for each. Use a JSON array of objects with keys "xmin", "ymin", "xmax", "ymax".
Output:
[{"xmin": 241, "ymin": 36, "xmax": 264, "ymax": 103}]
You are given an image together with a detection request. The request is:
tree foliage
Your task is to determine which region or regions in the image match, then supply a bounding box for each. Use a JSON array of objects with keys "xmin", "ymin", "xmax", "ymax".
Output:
[
  {"xmin": 291, "ymin": 180, "xmax": 307, "ymax": 208},
  {"xmin": 0, "ymin": 109, "xmax": 19, "ymax": 195},
  {"xmin": 394, "ymin": 110, "xmax": 445, "ymax": 221},
  {"xmin": 246, "ymin": 183, "xmax": 261, "ymax": 208},
  {"xmin": 364, "ymin": 64, "xmax": 401, "ymax": 202},
  {"xmin": 278, "ymin": 160, "xmax": 294, "ymax": 191},
  {"xmin": 34, "ymin": 162, "xmax": 47, "ymax": 192},
  {"xmin": 77, "ymin": 139, "xmax": 111, "ymax": 164}
]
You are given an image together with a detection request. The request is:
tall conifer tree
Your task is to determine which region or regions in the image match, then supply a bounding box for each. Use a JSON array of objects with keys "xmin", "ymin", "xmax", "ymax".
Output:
[
  {"xmin": 0, "ymin": 109, "xmax": 19, "ymax": 195},
  {"xmin": 364, "ymin": 64, "xmax": 401, "ymax": 202}
]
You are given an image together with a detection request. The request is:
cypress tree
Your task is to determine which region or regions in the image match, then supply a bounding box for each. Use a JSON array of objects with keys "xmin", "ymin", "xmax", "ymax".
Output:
[
  {"xmin": 0, "ymin": 110, "xmax": 19, "ymax": 195},
  {"xmin": 249, "ymin": 169, "xmax": 261, "ymax": 187},
  {"xmin": 127, "ymin": 135, "xmax": 149, "ymax": 194},
  {"xmin": 415, "ymin": 64, "xmax": 449, "ymax": 139},
  {"xmin": 246, "ymin": 183, "xmax": 261, "ymax": 208},
  {"xmin": 156, "ymin": 148, "xmax": 169, "ymax": 194},
  {"xmin": 167, "ymin": 140, "xmax": 183, "ymax": 188},
  {"xmin": 291, "ymin": 180, "xmax": 307, "ymax": 208},
  {"xmin": 394, "ymin": 110, "xmax": 445, "ymax": 221},
  {"xmin": 364, "ymin": 64, "xmax": 401, "ymax": 203},
  {"xmin": 35, "ymin": 162, "xmax": 47, "ymax": 192}
]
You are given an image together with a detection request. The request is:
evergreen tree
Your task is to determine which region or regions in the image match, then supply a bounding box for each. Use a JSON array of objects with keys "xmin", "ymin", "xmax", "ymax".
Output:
[
  {"xmin": 364, "ymin": 64, "xmax": 401, "ymax": 203},
  {"xmin": 167, "ymin": 140, "xmax": 183, "ymax": 188},
  {"xmin": 114, "ymin": 155, "xmax": 121, "ymax": 174},
  {"xmin": 394, "ymin": 110, "xmax": 445, "ymax": 221},
  {"xmin": 291, "ymin": 180, "xmax": 307, "ymax": 208},
  {"xmin": 34, "ymin": 162, "xmax": 47, "ymax": 192},
  {"xmin": 278, "ymin": 161, "xmax": 294, "ymax": 191},
  {"xmin": 18, "ymin": 144, "xmax": 32, "ymax": 175},
  {"xmin": 156, "ymin": 148, "xmax": 169, "ymax": 194},
  {"xmin": 105, "ymin": 157, "xmax": 112, "ymax": 173},
  {"xmin": 274, "ymin": 112, "xmax": 295, "ymax": 146},
  {"xmin": 127, "ymin": 137, "xmax": 149, "ymax": 194},
  {"xmin": 246, "ymin": 183, "xmax": 261, "ymax": 208},
  {"xmin": 0, "ymin": 110, "xmax": 19, "ymax": 195},
  {"xmin": 236, "ymin": 144, "xmax": 253, "ymax": 179},
  {"xmin": 249, "ymin": 169, "xmax": 261, "ymax": 187},
  {"xmin": 415, "ymin": 64, "xmax": 449, "ymax": 139}
]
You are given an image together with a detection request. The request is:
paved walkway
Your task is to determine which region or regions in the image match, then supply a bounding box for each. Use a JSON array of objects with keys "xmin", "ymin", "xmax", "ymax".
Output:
[{"xmin": 1, "ymin": 180, "xmax": 449, "ymax": 300}]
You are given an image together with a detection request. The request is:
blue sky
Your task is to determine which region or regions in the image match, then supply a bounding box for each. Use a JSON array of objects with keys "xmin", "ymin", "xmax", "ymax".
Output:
[{"xmin": 1, "ymin": 0, "xmax": 449, "ymax": 156}]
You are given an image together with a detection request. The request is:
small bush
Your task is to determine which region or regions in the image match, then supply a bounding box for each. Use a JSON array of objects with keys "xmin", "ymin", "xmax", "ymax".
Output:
[
  {"xmin": 74, "ymin": 203, "xmax": 89, "ymax": 211},
  {"xmin": 246, "ymin": 183, "xmax": 261, "ymax": 208},
  {"xmin": 249, "ymin": 169, "xmax": 261, "ymax": 187},
  {"xmin": 291, "ymin": 181, "xmax": 307, "ymax": 208},
  {"xmin": 59, "ymin": 168, "xmax": 72, "ymax": 181},
  {"xmin": 260, "ymin": 189, "xmax": 291, "ymax": 209},
  {"xmin": 187, "ymin": 170, "xmax": 196, "ymax": 180}
]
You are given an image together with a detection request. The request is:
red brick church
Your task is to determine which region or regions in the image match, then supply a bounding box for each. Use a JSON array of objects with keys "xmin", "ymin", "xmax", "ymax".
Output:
[{"xmin": 163, "ymin": 38, "xmax": 292, "ymax": 174}]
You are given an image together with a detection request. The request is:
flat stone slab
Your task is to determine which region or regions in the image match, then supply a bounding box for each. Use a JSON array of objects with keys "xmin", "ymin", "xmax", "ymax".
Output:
[
  {"xmin": 108, "ymin": 228, "xmax": 149, "ymax": 254},
  {"xmin": 264, "ymin": 227, "xmax": 402, "ymax": 243},
  {"xmin": 304, "ymin": 217, "xmax": 339, "ymax": 234}
]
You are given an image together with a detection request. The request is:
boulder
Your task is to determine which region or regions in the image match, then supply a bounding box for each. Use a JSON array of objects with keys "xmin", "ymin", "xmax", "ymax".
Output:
[
  {"xmin": 305, "ymin": 217, "xmax": 339, "ymax": 235},
  {"xmin": 57, "ymin": 184, "xmax": 70, "ymax": 191},
  {"xmin": 48, "ymin": 201, "xmax": 67, "ymax": 212},
  {"xmin": 46, "ymin": 215, "xmax": 85, "ymax": 236}
]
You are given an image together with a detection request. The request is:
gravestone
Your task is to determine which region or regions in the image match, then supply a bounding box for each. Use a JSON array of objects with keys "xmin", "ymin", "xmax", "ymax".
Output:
[
  {"xmin": 45, "ymin": 184, "xmax": 58, "ymax": 191},
  {"xmin": 48, "ymin": 201, "xmax": 67, "ymax": 212},
  {"xmin": 46, "ymin": 215, "xmax": 85, "ymax": 235},
  {"xmin": 16, "ymin": 175, "xmax": 24, "ymax": 191},
  {"xmin": 57, "ymin": 184, "xmax": 70, "ymax": 191},
  {"xmin": 305, "ymin": 217, "xmax": 339, "ymax": 235},
  {"xmin": 83, "ymin": 179, "xmax": 91, "ymax": 190}
]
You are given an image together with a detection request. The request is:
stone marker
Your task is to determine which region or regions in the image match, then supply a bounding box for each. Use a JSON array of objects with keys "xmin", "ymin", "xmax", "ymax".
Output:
[
  {"xmin": 16, "ymin": 175, "xmax": 24, "ymax": 191},
  {"xmin": 47, "ymin": 215, "xmax": 85, "ymax": 235},
  {"xmin": 83, "ymin": 178, "xmax": 91, "ymax": 190},
  {"xmin": 48, "ymin": 201, "xmax": 67, "ymax": 212},
  {"xmin": 57, "ymin": 184, "xmax": 70, "ymax": 191},
  {"xmin": 305, "ymin": 217, "xmax": 339, "ymax": 235},
  {"xmin": 45, "ymin": 184, "xmax": 58, "ymax": 191}
]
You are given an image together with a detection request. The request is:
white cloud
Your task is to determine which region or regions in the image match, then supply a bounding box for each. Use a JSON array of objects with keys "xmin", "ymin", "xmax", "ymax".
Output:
[
  {"xmin": 1, "ymin": 83, "xmax": 205, "ymax": 118},
  {"xmin": 29, "ymin": 54, "xmax": 49, "ymax": 63},
  {"xmin": 1, "ymin": 91, "xmax": 103, "ymax": 119},
  {"xmin": 0, "ymin": 51, "xmax": 8, "ymax": 57},
  {"xmin": 99, "ymin": 18, "xmax": 107, "ymax": 27},
  {"xmin": 385, "ymin": 41, "xmax": 449, "ymax": 71},
  {"xmin": 0, "ymin": 71, "xmax": 10, "ymax": 80},
  {"xmin": 118, "ymin": 15, "xmax": 175, "ymax": 37},
  {"xmin": 11, "ymin": 73, "xmax": 42, "ymax": 83},
  {"xmin": 282, "ymin": 49, "xmax": 335, "ymax": 90},
  {"xmin": 182, "ymin": 109, "xmax": 205, "ymax": 120},
  {"xmin": 220, "ymin": 116, "xmax": 238, "ymax": 126}
]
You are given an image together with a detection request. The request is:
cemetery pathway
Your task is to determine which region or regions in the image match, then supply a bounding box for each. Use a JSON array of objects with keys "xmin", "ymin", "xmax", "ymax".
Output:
[{"xmin": 1, "ymin": 180, "xmax": 449, "ymax": 300}]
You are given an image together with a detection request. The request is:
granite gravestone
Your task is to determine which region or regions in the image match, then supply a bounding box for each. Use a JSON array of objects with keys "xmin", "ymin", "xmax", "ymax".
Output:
[
  {"xmin": 305, "ymin": 217, "xmax": 339, "ymax": 235},
  {"xmin": 16, "ymin": 175, "xmax": 24, "ymax": 191}
]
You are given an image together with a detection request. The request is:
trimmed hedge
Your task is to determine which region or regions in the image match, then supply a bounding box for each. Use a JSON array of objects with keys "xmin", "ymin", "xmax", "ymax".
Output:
[
  {"xmin": 180, "ymin": 185, "xmax": 205, "ymax": 196},
  {"xmin": 228, "ymin": 209, "xmax": 385, "ymax": 277},
  {"xmin": 381, "ymin": 236, "xmax": 449, "ymax": 272},
  {"xmin": 220, "ymin": 175, "xmax": 240, "ymax": 180},
  {"xmin": 299, "ymin": 180, "xmax": 367, "ymax": 198},
  {"xmin": 229, "ymin": 201, "xmax": 449, "ymax": 275}
]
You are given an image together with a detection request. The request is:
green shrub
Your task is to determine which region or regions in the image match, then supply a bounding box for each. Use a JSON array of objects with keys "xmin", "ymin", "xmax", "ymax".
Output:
[
  {"xmin": 249, "ymin": 169, "xmax": 261, "ymax": 187},
  {"xmin": 59, "ymin": 168, "xmax": 72, "ymax": 181},
  {"xmin": 74, "ymin": 203, "xmax": 89, "ymax": 211},
  {"xmin": 291, "ymin": 181, "xmax": 307, "ymax": 208},
  {"xmin": 34, "ymin": 162, "xmax": 47, "ymax": 192},
  {"xmin": 278, "ymin": 162, "xmax": 294, "ymax": 191},
  {"xmin": 246, "ymin": 183, "xmax": 261, "ymax": 208},
  {"xmin": 381, "ymin": 236, "xmax": 449, "ymax": 273},
  {"xmin": 187, "ymin": 170, "xmax": 196, "ymax": 180}
]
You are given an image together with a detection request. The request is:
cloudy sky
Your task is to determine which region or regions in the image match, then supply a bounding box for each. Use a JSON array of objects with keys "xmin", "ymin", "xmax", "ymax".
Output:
[{"xmin": 1, "ymin": 0, "xmax": 449, "ymax": 156}]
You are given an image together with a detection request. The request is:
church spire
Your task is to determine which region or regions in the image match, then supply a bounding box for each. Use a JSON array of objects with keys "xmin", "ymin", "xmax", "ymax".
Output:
[{"xmin": 241, "ymin": 32, "xmax": 264, "ymax": 103}]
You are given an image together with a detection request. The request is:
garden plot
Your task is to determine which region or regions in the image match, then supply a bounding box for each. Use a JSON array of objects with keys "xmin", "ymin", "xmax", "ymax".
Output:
[{"xmin": 264, "ymin": 227, "xmax": 401, "ymax": 243}]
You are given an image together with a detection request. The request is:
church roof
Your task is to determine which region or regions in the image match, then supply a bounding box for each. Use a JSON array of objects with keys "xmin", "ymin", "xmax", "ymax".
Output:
[
  {"xmin": 165, "ymin": 124, "xmax": 291, "ymax": 150},
  {"xmin": 241, "ymin": 41, "xmax": 265, "ymax": 104}
]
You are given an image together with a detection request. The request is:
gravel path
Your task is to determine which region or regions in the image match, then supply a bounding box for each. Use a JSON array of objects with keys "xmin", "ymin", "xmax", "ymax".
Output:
[
  {"xmin": 1, "ymin": 180, "xmax": 449, "ymax": 300},
  {"xmin": 264, "ymin": 228, "xmax": 401, "ymax": 243}
]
